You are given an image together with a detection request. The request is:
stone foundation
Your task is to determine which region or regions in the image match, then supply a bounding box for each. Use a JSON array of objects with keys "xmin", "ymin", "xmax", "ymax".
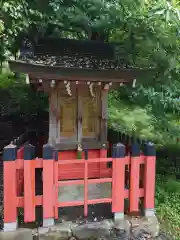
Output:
[{"xmin": 0, "ymin": 216, "xmax": 160, "ymax": 240}]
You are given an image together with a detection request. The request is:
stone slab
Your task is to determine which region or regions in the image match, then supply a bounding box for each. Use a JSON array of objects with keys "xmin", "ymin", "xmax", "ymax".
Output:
[
  {"xmin": 38, "ymin": 222, "xmax": 73, "ymax": 240},
  {"xmin": 0, "ymin": 215, "xmax": 160, "ymax": 240},
  {"xmin": 129, "ymin": 216, "xmax": 160, "ymax": 238},
  {"xmin": 39, "ymin": 231, "xmax": 69, "ymax": 240},
  {"xmin": 113, "ymin": 216, "xmax": 131, "ymax": 233},
  {"xmin": 0, "ymin": 229, "xmax": 33, "ymax": 240},
  {"xmin": 71, "ymin": 220, "xmax": 113, "ymax": 240},
  {"xmin": 58, "ymin": 183, "xmax": 111, "ymax": 202}
]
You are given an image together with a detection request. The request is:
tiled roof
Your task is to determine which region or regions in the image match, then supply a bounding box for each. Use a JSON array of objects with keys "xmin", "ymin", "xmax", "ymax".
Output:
[
  {"xmin": 20, "ymin": 54, "xmax": 135, "ymax": 70},
  {"xmin": 19, "ymin": 38, "xmax": 136, "ymax": 70}
]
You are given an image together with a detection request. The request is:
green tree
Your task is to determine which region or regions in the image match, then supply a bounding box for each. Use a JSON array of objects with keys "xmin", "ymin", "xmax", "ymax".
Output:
[{"xmin": 0, "ymin": 0, "xmax": 180, "ymax": 145}]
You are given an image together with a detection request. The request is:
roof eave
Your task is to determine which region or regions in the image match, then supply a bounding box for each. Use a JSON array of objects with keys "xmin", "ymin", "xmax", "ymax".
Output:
[{"xmin": 8, "ymin": 60, "xmax": 156, "ymax": 83}]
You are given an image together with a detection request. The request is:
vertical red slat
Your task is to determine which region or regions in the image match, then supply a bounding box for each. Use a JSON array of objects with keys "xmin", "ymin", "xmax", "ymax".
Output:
[
  {"xmin": 112, "ymin": 157, "xmax": 125, "ymax": 213},
  {"xmin": 17, "ymin": 147, "xmax": 24, "ymax": 159},
  {"xmin": 17, "ymin": 147, "xmax": 24, "ymax": 196},
  {"xmin": 54, "ymin": 161, "xmax": 59, "ymax": 219},
  {"xmin": 43, "ymin": 160, "xmax": 54, "ymax": 219},
  {"xmin": 16, "ymin": 170, "xmax": 20, "ymax": 196},
  {"xmin": 129, "ymin": 156, "xmax": 140, "ymax": 212},
  {"xmin": 84, "ymin": 160, "xmax": 88, "ymax": 217},
  {"xmin": 99, "ymin": 148, "xmax": 107, "ymax": 177},
  {"xmin": 42, "ymin": 144, "xmax": 55, "ymax": 224},
  {"xmin": 144, "ymin": 156, "xmax": 156, "ymax": 210},
  {"xmin": 24, "ymin": 159, "xmax": 35, "ymax": 222},
  {"xmin": 4, "ymin": 161, "xmax": 17, "ymax": 223}
]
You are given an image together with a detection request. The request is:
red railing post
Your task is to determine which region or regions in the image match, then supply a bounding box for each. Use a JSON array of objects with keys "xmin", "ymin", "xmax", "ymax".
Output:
[
  {"xmin": 112, "ymin": 143, "xmax": 126, "ymax": 220},
  {"xmin": 17, "ymin": 146, "xmax": 24, "ymax": 196},
  {"xmin": 144, "ymin": 142, "xmax": 156, "ymax": 216},
  {"xmin": 54, "ymin": 150, "xmax": 59, "ymax": 220},
  {"xmin": 3, "ymin": 143, "xmax": 17, "ymax": 232},
  {"xmin": 84, "ymin": 147, "xmax": 88, "ymax": 217},
  {"xmin": 43, "ymin": 144, "xmax": 55, "ymax": 227},
  {"xmin": 129, "ymin": 142, "xmax": 141, "ymax": 214},
  {"xmin": 24, "ymin": 144, "xmax": 36, "ymax": 223}
]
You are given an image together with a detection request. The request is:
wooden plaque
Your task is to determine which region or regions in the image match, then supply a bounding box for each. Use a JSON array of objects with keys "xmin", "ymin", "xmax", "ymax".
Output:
[
  {"xmin": 81, "ymin": 88, "xmax": 100, "ymax": 138},
  {"xmin": 60, "ymin": 97, "xmax": 77, "ymax": 138}
]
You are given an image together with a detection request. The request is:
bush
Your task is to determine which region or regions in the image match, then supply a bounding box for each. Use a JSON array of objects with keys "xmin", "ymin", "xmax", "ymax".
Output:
[{"xmin": 156, "ymin": 175, "xmax": 180, "ymax": 239}]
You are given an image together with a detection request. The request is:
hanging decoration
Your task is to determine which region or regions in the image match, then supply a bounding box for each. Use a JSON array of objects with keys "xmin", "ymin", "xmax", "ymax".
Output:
[
  {"xmin": 50, "ymin": 80, "xmax": 56, "ymax": 88},
  {"xmin": 104, "ymin": 82, "xmax": 112, "ymax": 90},
  {"xmin": 104, "ymin": 83, "xmax": 109, "ymax": 90},
  {"xmin": 89, "ymin": 83, "xmax": 95, "ymax": 97},
  {"xmin": 26, "ymin": 74, "xmax": 30, "ymax": 84},
  {"xmin": 64, "ymin": 81, "xmax": 72, "ymax": 96},
  {"xmin": 77, "ymin": 144, "xmax": 82, "ymax": 159},
  {"xmin": 132, "ymin": 79, "xmax": 136, "ymax": 88}
]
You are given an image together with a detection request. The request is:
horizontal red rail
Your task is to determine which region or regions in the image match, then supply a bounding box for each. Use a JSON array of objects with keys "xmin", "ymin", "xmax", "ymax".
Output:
[
  {"xmin": 58, "ymin": 158, "xmax": 113, "ymax": 164},
  {"xmin": 58, "ymin": 198, "xmax": 113, "ymax": 207},
  {"xmin": 14, "ymin": 155, "xmax": 147, "ymax": 170},
  {"xmin": 58, "ymin": 177, "xmax": 112, "ymax": 186},
  {"xmin": 17, "ymin": 196, "xmax": 43, "ymax": 207},
  {"xmin": 16, "ymin": 188, "xmax": 145, "ymax": 208},
  {"xmin": 15, "ymin": 158, "xmax": 43, "ymax": 169}
]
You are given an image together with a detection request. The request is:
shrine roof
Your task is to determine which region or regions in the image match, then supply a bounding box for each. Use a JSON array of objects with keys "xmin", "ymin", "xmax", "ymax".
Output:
[
  {"xmin": 19, "ymin": 38, "xmax": 135, "ymax": 70},
  {"xmin": 9, "ymin": 38, "xmax": 155, "ymax": 83}
]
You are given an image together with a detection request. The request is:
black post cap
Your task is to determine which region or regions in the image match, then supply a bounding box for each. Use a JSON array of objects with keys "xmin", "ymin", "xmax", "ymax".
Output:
[
  {"xmin": 43, "ymin": 144, "xmax": 54, "ymax": 160},
  {"xmin": 24, "ymin": 144, "xmax": 35, "ymax": 160},
  {"xmin": 112, "ymin": 144, "xmax": 117, "ymax": 158},
  {"xmin": 3, "ymin": 143, "xmax": 17, "ymax": 161},
  {"xmin": 116, "ymin": 143, "xmax": 126, "ymax": 158},
  {"xmin": 112, "ymin": 143, "xmax": 125, "ymax": 158},
  {"xmin": 144, "ymin": 142, "xmax": 156, "ymax": 156},
  {"xmin": 84, "ymin": 148, "xmax": 88, "ymax": 160},
  {"xmin": 83, "ymin": 144, "xmax": 88, "ymax": 160},
  {"xmin": 131, "ymin": 141, "xmax": 140, "ymax": 157}
]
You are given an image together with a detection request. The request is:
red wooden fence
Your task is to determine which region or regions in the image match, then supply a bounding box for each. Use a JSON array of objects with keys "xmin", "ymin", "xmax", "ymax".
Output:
[{"xmin": 3, "ymin": 142, "xmax": 156, "ymax": 232}]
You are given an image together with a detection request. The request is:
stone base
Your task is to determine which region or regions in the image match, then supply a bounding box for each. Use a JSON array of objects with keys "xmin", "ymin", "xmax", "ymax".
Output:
[
  {"xmin": 0, "ymin": 229, "xmax": 33, "ymax": 240},
  {"xmin": 71, "ymin": 220, "xmax": 113, "ymax": 240},
  {"xmin": 128, "ymin": 216, "xmax": 160, "ymax": 238},
  {"xmin": 37, "ymin": 216, "xmax": 160, "ymax": 239},
  {"xmin": 0, "ymin": 216, "xmax": 160, "ymax": 240}
]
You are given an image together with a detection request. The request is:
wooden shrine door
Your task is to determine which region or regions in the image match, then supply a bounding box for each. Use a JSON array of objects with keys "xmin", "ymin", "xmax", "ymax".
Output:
[
  {"xmin": 81, "ymin": 86, "xmax": 101, "ymax": 141},
  {"xmin": 60, "ymin": 96, "xmax": 77, "ymax": 142},
  {"xmin": 58, "ymin": 85, "xmax": 101, "ymax": 145}
]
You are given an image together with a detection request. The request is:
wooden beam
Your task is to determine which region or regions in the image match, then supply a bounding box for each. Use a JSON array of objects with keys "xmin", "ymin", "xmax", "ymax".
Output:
[
  {"xmin": 100, "ymin": 88, "xmax": 108, "ymax": 146},
  {"xmin": 55, "ymin": 141, "xmax": 105, "ymax": 151},
  {"xmin": 48, "ymin": 89, "xmax": 58, "ymax": 145},
  {"xmin": 9, "ymin": 60, "xmax": 154, "ymax": 83},
  {"xmin": 57, "ymin": 86, "xmax": 61, "ymax": 143},
  {"xmin": 77, "ymin": 85, "xmax": 82, "ymax": 146}
]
